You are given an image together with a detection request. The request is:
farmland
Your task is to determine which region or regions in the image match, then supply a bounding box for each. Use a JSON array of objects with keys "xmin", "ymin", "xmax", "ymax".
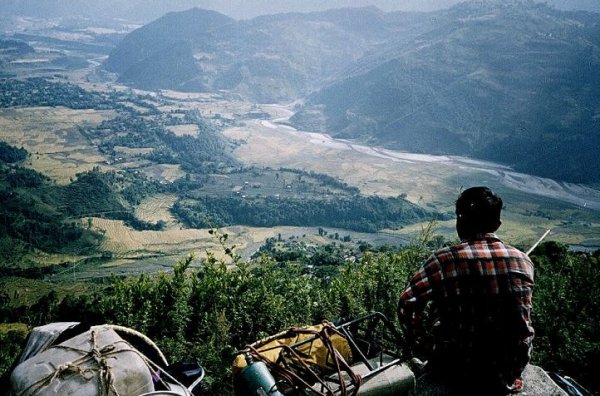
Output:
[
  {"xmin": 0, "ymin": 23, "xmax": 599, "ymax": 302},
  {"xmin": 0, "ymin": 79, "xmax": 429, "ymax": 294}
]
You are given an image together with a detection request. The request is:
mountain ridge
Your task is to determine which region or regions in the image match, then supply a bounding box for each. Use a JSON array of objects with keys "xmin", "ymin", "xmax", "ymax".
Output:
[
  {"xmin": 103, "ymin": 1, "xmax": 600, "ymax": 183},
  {"xmin": 104, "ymin": 6, "xmax": 416, "ymax": 102},
  {"xmin": 292, "ymin": 1, "xmax": 600, "ymax": 183},
  {"xmin": 2, "ymin": 0, "xmax": 600, "ymax": 20}
]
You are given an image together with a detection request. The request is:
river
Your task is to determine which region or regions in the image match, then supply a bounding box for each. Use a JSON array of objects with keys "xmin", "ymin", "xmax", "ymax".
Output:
[{"xmin": 259, "ymin": 104, "xmax": 600, "ymax": 213}]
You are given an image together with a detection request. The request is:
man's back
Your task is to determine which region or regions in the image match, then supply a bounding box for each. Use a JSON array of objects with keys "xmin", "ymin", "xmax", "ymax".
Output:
[
  {"xmin": 400, "ymin": 233, "xmax": 534, "ymax": 391},
  {"xmin": 430, "ymin": 235, "xmax": 534, "ymax": 376}
]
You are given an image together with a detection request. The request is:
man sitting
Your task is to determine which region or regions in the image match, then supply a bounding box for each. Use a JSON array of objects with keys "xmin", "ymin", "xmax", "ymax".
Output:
[{"xmin": 398, "ymin": 186, "xmax": 534, "ymax": 394}]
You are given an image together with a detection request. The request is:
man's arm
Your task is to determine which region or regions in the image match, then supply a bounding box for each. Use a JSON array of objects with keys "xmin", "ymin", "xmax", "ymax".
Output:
[{"xmin": 398, "ymin": 255, "xmax": 442, "ymax": 355}]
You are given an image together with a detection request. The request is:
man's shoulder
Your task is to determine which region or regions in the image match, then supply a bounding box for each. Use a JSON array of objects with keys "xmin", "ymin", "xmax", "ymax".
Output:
[
  {"xmin": 434, "ymin": 236, "xmax": 531, "ymax": 261},
  {"xmin": 429, "ymin": 244, "xmax": 458, "ymax": 260},
  {"xmin": 492, "ymin": 239, "xmax": 532, "ymax": 262},
  {"xmin": 502, "ymin": 243, "xmax": 531, "ymax": 258}
]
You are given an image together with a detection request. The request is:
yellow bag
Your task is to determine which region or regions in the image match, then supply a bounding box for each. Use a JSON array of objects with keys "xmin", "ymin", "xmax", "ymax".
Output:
[{"xmin": 232, "ymin": 322, "xmax": 353, "ymax": 377}]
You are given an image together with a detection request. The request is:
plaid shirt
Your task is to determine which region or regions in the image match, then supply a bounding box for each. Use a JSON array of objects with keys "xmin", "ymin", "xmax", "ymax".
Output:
[{"xmin": 399, "ymin": 233, "xmax": 534, "ymax": 383}]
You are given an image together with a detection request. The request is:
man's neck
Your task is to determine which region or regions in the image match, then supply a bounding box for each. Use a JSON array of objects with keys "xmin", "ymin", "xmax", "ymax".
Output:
[{"xmin": 461, "ymin": 232, "xmax": 498, "ymax": 242}]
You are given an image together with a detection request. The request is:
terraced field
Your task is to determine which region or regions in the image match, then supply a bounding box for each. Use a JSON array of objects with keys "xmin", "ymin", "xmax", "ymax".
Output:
[
  {"xmin": 222, "ymin": 106, "xmax": 600, "ymax": 248},
  {"xmin": 0, "ymin": 107, "xmax": 114, "ymax": 184},
  {"xmin": 3, "ymin": 89, "xmax": 599, "ymax": 285}
]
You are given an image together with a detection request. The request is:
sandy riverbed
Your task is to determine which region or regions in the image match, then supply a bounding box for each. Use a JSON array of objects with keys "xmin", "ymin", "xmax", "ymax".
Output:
[{"xmin": 229, "ymin": 104, "xmax": 600, "ymax": 212}]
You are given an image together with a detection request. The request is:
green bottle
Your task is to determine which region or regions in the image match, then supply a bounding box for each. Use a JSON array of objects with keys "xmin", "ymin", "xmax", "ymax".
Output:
[{"xmin": 234, "ymin": 353, "xmax": 284, "ymax": 396}]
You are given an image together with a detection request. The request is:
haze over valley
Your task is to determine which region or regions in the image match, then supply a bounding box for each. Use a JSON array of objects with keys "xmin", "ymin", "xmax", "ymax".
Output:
[
  {"xmin": 1, "ymin": 0, "xmax": 599, "ymax": 281},
  {"xmin": 3, "ymin": 3, "xmax": 600, "ymax": 394}
]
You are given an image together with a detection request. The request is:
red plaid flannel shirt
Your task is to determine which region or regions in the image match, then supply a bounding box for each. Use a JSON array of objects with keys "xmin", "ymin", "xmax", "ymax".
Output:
[{"xmin": 399, "ymin": 233, "xmax": 534, "ymax": 382}]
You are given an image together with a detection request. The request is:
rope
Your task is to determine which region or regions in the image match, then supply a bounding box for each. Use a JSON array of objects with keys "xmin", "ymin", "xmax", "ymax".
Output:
[
  {"xmin": 245, "ymin": 321, "xmax": 362, "ymax": 396},
  {"xmin": 15, "ymin": 326, "xmax": 176, "ymax": 396},
  {"xmin": 19, "ymin": 362, "xmax": 96, "ymax": 396},
  {"xmin": 248, "ymin": 343, "xmax": 332, "ymax": 395},
  {"xmin": 106, "ymin": 324, "xmax": 169, "ymax": 368},
  {"xmin": 91, "ymin": 329, "xmax": 121, "ymax": 396}
]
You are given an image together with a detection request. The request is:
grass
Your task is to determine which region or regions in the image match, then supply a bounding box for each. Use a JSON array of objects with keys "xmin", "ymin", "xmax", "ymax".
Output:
[
  {"xmin": 0, "ymin": 277, "xmax": 91, "ymax": 307},
  {"xmin": 0, "ymin": 323, "xmax": 28, "ymax": 335}
]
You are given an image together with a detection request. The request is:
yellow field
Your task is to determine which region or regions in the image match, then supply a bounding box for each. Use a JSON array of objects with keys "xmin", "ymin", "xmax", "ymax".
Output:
[
  {"xmin": 113, "ymin": 145, "xmax": 154, "ymax": 156},
  {"xmin": 158, "ymin": 90, "xmax": 258, "ymax": 120},
  {"xmin": 222, "ymin": 116, "xmax": 600, "ymax": 247},
  {"xmin": 224, "ymin": 120, "xmax": 466, "ymax": 205},
  {"xmin": 0, "ymin": 107, "xmax": 114, "ymax": 184},
  {"xmin": 135, "ymin": 194, "xmax": 179, "ymax": 224},
  {"xmin": 166, "ymin": 124, "xmax": 200, "ymax": 137},
  {"xmin": 138, "ymin": 164, "xmax": 186, "ymax": 182},
  {"xmin": 88, "ymin": 215, "xmax": 311, "ymax": 267}
]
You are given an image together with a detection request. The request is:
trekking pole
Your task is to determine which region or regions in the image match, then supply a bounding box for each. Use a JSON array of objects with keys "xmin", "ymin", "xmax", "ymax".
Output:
[{"xmin": 526, "ymin": 229, "xmax": 551, "ymax": 255}]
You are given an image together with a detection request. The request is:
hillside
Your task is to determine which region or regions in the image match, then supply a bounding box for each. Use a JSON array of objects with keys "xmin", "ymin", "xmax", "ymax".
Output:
[
  {"xmin": 103, "ymin": 7, "xmax": 433, "ymax": 102},
  {"xmin": 104, "ymin": 1, "xmax": 600, "ymax": 183},
  {"xmin": 0, "ymin": 77, "xmax": 434, "ymax": 271},
  {"xmin": 292, "ymin": 1, "xmax": 600, "ymax": 183}
]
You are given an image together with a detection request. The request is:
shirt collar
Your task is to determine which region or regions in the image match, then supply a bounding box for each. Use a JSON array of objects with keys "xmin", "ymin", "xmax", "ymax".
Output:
[{"xmin": 461, "ymin": 232, "xmax": 500, "ymax": 243}]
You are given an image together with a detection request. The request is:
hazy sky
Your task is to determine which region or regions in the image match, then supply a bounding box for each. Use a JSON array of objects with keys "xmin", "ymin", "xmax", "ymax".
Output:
[
  {"xmin": 0, "ymin": 0, "xmax": 598, "ymax": 22},
  {"xmin": 120, "ymin": 0, "xmax": 600, "ymax": 20}
]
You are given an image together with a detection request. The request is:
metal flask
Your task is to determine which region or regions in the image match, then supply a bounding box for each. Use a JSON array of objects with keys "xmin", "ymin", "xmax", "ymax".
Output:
[{"xmin": 234, "ymin": 353, "xmax": 284, "ymax": 396}]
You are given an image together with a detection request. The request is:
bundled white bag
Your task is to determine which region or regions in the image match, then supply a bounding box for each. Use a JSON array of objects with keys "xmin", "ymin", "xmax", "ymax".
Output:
[{"xmin": 11, "ymin": 324, "xmax": 155, "ymax": 396}]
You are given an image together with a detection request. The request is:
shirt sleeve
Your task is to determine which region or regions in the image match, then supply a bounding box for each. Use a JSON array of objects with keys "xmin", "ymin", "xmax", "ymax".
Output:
[{"xmin": 398, "ymin": 253, "xmax": 443, "ymax": 336}]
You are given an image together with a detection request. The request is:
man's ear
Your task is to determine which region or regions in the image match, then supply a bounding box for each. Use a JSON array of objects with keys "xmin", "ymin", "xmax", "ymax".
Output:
[{"xmin": 493, "ymin": 220, "xmax": 502, "ymax": 232}]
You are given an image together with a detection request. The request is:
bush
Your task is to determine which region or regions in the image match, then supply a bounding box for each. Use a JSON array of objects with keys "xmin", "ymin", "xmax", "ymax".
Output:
[
  {"xmin": 1, "ymin": 239, "xmax": 598, "ymax": 394},
  {"xmin": 0, "ymin": 323, "xmax": 29, "ymax": 390},
  {"xmin": 529, "ymin": 242, "xmax": 600, "ymax": 392}
]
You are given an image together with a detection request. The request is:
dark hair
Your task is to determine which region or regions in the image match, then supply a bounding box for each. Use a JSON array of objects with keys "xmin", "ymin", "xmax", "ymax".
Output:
[{"xmin": 455, "ymin": 186, "xmax": 503, "ymax": 232}]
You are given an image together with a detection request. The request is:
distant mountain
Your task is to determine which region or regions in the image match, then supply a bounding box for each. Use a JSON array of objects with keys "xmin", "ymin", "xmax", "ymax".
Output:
[
  {"xmin": 293, "ymin": 1, "xmax": 600, "ymax": 183},
  {"xmin": 104, "ymin": 9, "xmax": 235, "ymax": 74},
  {"xmin": 104, "ymin": 7, "xmax": 434, "ymax": 102},
  {"xmin": 105, "ymin": 1, "xmax": 600, "ymax": 183},
  {"xmin": 1, "ymin": 0, "xmax": 599, "ymax": 21}
]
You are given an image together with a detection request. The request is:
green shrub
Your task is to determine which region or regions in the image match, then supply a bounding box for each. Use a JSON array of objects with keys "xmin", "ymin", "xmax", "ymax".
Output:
[
  {"xmin": 1, "ymin": 239, "xmax": 598, "ymax": 394},
  {"xmin": 530, "ymin": 242, "xmax": 600, "ymax": 392},
  {"xmin": 0, "ymin": 323, "xmax": 29, "ymax": 389}
]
